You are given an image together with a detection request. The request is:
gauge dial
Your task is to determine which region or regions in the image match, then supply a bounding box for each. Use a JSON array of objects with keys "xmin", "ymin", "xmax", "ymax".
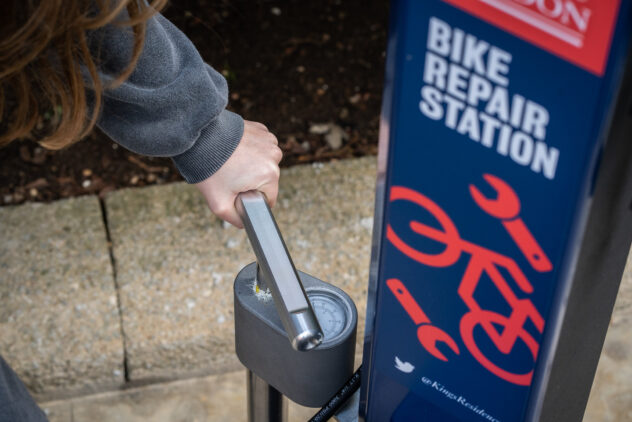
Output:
[{"xmin": 309, "ymin": 291, "xmax": 347, "ymax": 341}]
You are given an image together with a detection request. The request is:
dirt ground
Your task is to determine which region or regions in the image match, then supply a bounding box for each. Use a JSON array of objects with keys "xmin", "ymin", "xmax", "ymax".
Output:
[{"xmin": 0, "ymin": 0, "xmax": 388, "ymax": 206}]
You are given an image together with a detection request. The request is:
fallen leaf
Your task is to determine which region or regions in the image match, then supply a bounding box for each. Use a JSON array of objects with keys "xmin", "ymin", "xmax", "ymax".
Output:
[
  {"xmin": 25, "ymin": 178, "xmax": 49, "ymax": 189},
  {"xmin": 309, "ymin": 122, "xmax": 333, "ymax": 135},
  {"xmin": 325, "ymin": 125, "xmax": 348, "ymax": 150}
]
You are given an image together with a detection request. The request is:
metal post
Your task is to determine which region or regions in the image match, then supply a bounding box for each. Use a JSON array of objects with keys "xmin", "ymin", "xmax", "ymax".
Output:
[{"xmin": 247, "ymin": 370, "xmax": 288, "ymax": 422}]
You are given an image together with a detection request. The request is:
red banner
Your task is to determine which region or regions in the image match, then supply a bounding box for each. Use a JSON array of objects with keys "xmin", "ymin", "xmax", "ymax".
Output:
[{"xmin": 443, "ymin": 0, "xmax": 620, "ymax": 76}]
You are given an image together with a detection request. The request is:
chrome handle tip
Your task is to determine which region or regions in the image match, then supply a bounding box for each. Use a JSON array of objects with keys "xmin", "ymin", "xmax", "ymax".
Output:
[{"xmin": 292, "ymin": 331, "xmax": 324, "ymax": 352}]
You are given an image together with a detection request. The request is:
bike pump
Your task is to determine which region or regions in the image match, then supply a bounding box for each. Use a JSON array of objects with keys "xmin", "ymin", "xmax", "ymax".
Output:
[{"xmin": 234, "ymin": 191, "xmax": 358, "ymax": 421}]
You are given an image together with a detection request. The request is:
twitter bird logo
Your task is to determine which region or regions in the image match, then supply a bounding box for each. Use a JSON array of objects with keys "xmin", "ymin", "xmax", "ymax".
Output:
[{"xmin": 395, "ymin": 356, "xmax": 415, "ymax": 373}]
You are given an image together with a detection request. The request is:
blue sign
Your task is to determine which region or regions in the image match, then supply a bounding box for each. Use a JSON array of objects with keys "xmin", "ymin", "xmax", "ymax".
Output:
[{"xmin": 361, "ymin": 1, "xmax": 631, "ymax": 421}]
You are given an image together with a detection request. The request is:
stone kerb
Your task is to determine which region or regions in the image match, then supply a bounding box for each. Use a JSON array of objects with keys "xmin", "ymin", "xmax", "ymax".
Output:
[{"xmin": 0, "ymin": 196, "xmax": 124, "ymax": 401}]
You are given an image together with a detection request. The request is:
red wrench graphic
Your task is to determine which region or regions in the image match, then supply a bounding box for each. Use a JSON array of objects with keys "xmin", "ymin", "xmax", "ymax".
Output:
[
  {"xmin": 469, "ymin": 174, "xmax": 552, "ymax": 273},
  {"xmin": 387, "ymin": 278, "xmax": 460, "ymax": 362}
]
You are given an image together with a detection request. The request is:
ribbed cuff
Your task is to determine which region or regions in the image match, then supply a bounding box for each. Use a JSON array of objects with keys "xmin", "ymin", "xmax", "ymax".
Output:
[{"xmin": 172, "ymin": 109, "xmax": 244, "ymax": 183}]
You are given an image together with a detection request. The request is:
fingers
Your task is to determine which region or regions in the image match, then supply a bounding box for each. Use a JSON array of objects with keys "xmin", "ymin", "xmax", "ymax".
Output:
[
  {"xmin": 194, "ymin": 183, "xmax": 244, "ymax": 228},
  {"xmin": 247, "ymin": 120, "xmax": 268, "ymax": 131},
  {"xmin": 221, "ymin": 210, "xmax": 244, "ymax": 229},
  {"xmin": 245, "ymin": 120, "xmax": 278, "ymax": 145},
  {"xmin": 194, "ymin": 119, "xmax": 282, "ymax": 229},
  {"xmin": 259, "ymin": 129, "xmax": 278, "ymax": 146},
  {"xmin": 271, "ymin": 143, "xmax": 282, "ymax": 163},
  {"xmin": 256, "ymin": 162, "xmax": 281, "ymax": 208},
  {"xmin": 221, "ymin": 162, "xmax": 279, "ymax": 226},
  {"xmin": 261, "ymin": 182, "xmax": 279, "ymax": 208}
]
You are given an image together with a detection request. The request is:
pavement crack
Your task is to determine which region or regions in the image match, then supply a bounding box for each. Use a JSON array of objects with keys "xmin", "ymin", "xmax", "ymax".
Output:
[{"xmin": 99, "ymin": 197, "xmax": 130, "ymax": 383}]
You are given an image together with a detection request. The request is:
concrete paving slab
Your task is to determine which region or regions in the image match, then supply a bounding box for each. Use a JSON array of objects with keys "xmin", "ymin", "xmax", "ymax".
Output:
[
  {"xmin": 584, "ymin": 252, "xmax": 632, "ymax": 421},
  {"xmin": 40, "ymin": 400, "xmax": 72, "ymax": 422},
  {"xmin": 41, "ymin": 368, "xmax": 318, "ymax": 422},
  {"xmin": 105, "ymin": 157, "xmax": 377, "ymax": 382},
  {"xmin": 0, "ymin": 197, "xmax": 124, "ymax": 400}
]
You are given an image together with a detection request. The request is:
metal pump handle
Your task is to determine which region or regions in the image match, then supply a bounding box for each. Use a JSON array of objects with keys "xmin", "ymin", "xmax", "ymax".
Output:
[{"xmin": 236, "ymin": 191, "xmax": 324, "ymax": 351}]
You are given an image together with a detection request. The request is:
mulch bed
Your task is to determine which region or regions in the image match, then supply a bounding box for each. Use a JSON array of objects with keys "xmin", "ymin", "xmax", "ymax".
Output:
[{"xmin": 0, "ymin": 0, "xmax": 388, "ymax": 206}]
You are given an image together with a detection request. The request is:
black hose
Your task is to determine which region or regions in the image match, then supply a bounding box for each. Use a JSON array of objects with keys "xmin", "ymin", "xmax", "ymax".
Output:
[{"xmin": 308, "ymin": 365, "xmax": 362, "ymax": 422}]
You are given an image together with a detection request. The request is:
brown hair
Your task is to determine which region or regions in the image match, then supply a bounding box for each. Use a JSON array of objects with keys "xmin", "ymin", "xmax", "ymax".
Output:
[{"xmin": 0, "ymin": 0, "xmax": 167, "ymax": 149}]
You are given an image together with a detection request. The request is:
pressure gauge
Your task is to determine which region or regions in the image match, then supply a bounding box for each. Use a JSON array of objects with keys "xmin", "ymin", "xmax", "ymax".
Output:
[{"xmin": 308, "ymin": 288, "xmax": 354, "ymax": 344}]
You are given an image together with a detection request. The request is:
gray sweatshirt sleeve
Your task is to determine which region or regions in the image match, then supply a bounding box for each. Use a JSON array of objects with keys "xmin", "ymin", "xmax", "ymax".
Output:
[{"xmin": 94, "ymin": 13, "xmax": 244, "ymax": 184}]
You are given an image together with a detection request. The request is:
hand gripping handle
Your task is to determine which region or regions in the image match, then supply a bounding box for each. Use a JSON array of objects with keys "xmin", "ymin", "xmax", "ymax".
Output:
[{"xmin": 236, "ymin": 191, "xmax": 324, "ymax": 351}]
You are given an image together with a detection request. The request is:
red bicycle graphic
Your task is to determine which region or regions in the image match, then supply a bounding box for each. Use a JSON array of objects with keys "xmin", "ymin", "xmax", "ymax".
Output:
[{"xmin": 386, "ymin": 174, "xmax": 552, "ymax": 386}]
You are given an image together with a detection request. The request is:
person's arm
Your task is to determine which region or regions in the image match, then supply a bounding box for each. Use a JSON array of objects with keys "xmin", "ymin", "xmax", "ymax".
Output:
[{"xmin": 93, "ymin": 13, "xmax": 281, "ymax": 227}]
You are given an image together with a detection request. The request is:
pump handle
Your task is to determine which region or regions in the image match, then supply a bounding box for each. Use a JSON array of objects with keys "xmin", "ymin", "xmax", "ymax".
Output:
[{"xmin": 236, "ymin": 191, "xmax": 323, "ymax": 351}]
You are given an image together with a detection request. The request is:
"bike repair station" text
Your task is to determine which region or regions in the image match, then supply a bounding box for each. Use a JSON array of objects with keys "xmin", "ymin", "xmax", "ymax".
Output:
[{"xmin": 419, "ymin": 17, "xmax": 560, "ymax": 180}]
